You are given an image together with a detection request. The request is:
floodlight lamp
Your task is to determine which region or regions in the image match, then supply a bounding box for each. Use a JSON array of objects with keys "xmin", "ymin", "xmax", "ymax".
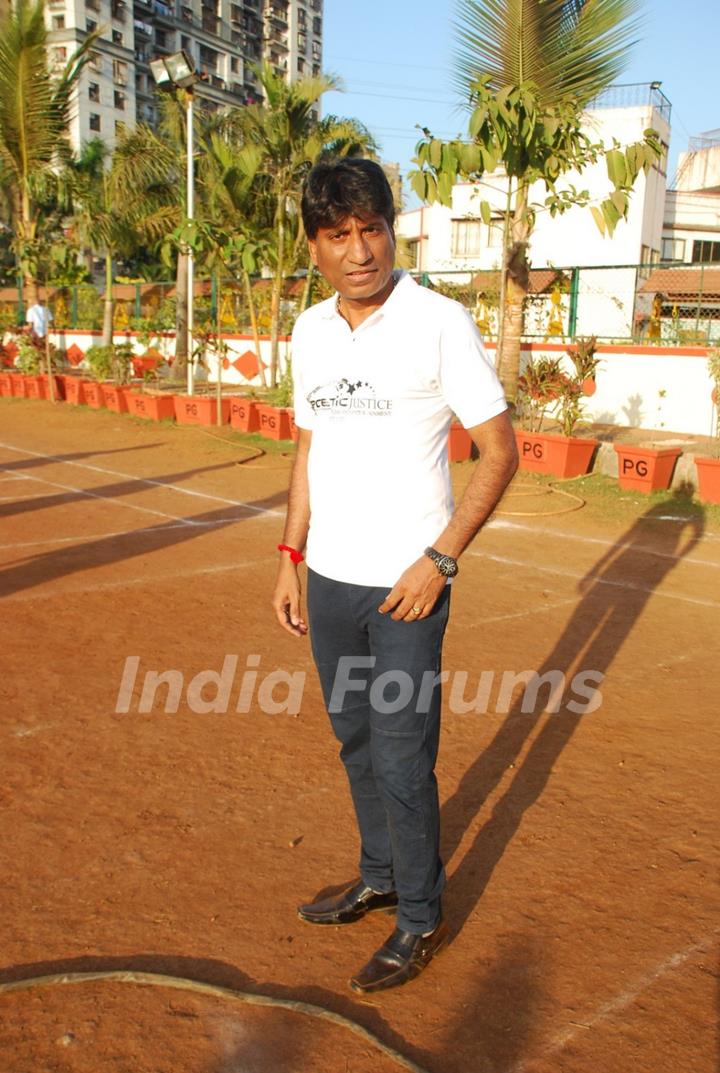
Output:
[
  {"xmin": 165, "ymin": 50, "xmax": 198, "ymax": 88},
  {"xmin": 650, "ymin": 81, "xmax": 662, "ymax": 90},
  {"xmin": 149, "ymin": 56, "xmax": 172, "ymax": 88}
]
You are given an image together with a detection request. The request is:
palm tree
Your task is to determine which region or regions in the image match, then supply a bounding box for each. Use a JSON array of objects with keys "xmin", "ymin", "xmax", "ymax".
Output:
[
  {"xmin": 412, "ymin": 0, "xmax": 659, "ymax": 400},
  {"xmin": 226, "ymin": 64, "xmax": 376, "ymax": 386},
  {"xmin": 0, "ymin": 0, "xmax": 99, "ymax": 304}
]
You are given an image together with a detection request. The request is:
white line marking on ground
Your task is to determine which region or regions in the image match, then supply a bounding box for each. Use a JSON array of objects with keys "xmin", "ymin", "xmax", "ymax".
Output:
[
  {"xmin": 0, "ymin": 441, "xmax": 284, "ymax": 517},
  {"xmin": 507, "ymin": 930, "xmax": 719, "ymax": 1072},
  {"xmin": 0, "ymin": 520, "xmax": 243, "ymax": 551},
  {"xmin": 1, "ymin": 556, "xmax": 273, "ymax": 602},
  {"xmin": 487, "ymin": 517, "xmax": 720, "ymax": 567},
  {"xmin": 465, "ymin": 598, "xmax": 578, "ymax": 625},
  {"xmin": 0, "ymin": 468, "xmax": 193, "ymax": 524},
  {"xmin": 469, "ymin": 550, "xmax": 720, "ymax": 609}
]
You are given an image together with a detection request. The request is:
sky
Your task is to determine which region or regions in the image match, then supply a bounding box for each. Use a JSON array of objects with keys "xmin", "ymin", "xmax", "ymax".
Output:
[{"xmin": 321, "ymin": 0, "xmax": 720, "ymax": 208}]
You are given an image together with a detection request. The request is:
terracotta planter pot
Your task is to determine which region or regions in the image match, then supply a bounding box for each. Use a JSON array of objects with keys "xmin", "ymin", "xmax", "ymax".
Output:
[
  {"xmin": 229, "ymin": 397, "xmax": 261, "ymax": 433},
  {"xmin": 174, "ymin": 395, "xmax": 231, "ymax": 426},
  {"xmin": 11, "ymin": 374, "xmax": 29, "ymax": 398},
  {"xmin": 448, "ymin": 422, "xmax": 473, "ymax": 462},
  {"xmin": 614, "ymin": 444, "xmax": 682, "ymax": 493},
  {"xmin": 289, "ymin": 408, "xmax": 298, "ymax": 442},
  {"xmin": 64, "ymin": 377, "xmax": 90, "ymax": 405},
  {"xmin": 581, "ymin": 377, "xmax": 597, "ymax": 397},
  {"xmin": 126, "ymin": 391, "xmax": 176, "ymax": 421},
  {"xmin": 23, "ymin": 375, "xmax": 45, "ymax": 400},
  {"xmin": 256, "ymin": 403, "xmax": 292, "ymax": 441},
  {"xmin": 515, "ymin": 430, "xmax": 599, "ymax": 478},
  {"xmin": 100, "ymin": 384, "xmax": 131, "ymax": 413},
  {"xmin": 0, "ymin": 372, "xmax": 13, "ymax": 397},
  {"xmin": 695, "ymin": 456, "xmax": 720, "ymax": 505},
  {"xmin": 83, "ymin": 381, "xmax": 105, "ymax": 409},
  {"xmin": 39, "ymin": 374, "xmax": 65, "ymax": 400}
]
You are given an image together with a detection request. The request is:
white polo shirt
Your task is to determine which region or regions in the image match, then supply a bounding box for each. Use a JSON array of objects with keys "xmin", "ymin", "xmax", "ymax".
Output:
[{"xmin": 291, "ymin": 271, "xmax": 507, "ymax": 587}]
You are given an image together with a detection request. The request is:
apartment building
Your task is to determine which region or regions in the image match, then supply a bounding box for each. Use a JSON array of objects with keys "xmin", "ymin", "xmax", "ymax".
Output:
[{"xmin": 42, "ymin": 0, "xmax": 323, "ymax": 150}]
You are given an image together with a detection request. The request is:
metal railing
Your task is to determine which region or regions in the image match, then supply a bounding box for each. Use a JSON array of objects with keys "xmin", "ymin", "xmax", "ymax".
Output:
[{"xmin": 1, "ymin": 263, "xmax": 718, "ymax": 346}]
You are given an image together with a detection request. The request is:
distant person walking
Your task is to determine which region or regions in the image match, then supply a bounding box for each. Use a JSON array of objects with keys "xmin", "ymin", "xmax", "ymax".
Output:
[{"xmin": 25, "ymin": 299, "xmax": 53, "ymax": 340}]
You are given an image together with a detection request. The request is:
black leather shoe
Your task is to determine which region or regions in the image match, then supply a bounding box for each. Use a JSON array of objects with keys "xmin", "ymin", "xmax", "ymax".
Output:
[
  {"xmin": 297, "ymin": 880, "xmax": 398, "ymax": 925},
  {"xmin": 349, "ymin": 919, "xmax": 448, "ymax": 993}
]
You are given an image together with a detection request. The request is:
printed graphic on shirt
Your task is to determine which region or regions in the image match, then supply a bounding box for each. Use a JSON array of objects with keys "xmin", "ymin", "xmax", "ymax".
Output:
[{"xmin": 307, "ymin": 378, "xmax": 393, "ymax": 418}]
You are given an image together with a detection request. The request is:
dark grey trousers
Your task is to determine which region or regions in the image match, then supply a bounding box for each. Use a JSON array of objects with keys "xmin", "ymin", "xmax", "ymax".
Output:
[{"xmin": 307, "ymin": 567, "xmax": 450, "ymax": 934}]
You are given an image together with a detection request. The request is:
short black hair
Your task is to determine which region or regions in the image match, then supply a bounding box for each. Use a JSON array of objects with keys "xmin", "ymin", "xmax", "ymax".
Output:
[{"xmin": 301, "ymin": 158, "xmax": 395, "ymax": 239}]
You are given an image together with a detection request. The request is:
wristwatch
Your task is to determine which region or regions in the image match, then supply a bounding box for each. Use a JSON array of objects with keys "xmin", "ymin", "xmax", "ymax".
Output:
[{"xmin": 424, "ymin": 546, "xmax": 459, "ymax": 577}]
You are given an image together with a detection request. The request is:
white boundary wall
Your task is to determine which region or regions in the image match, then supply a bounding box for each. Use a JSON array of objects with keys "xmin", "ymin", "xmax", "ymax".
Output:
[{"xmin": 47, "ymin": 330, "xmax": 715, "ymax": 438}]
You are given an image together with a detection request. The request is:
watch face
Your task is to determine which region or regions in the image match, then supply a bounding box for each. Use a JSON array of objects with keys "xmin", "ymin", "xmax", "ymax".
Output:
[{"xmin": 438, "ymin": 555, "xmax": 458, "ymax": 577}]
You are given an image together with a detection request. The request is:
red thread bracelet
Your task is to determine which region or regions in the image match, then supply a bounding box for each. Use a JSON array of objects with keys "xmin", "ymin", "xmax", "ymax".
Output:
[{"xmin": 277, "ymin": 543, "xmax": 304, "ymax": 564}]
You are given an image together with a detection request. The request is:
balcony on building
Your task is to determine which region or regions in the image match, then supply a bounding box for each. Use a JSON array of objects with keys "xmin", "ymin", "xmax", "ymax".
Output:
[
  {"xmin": 134, "ymin": 17, "xmax": 152, "ymax": 35},
  {"xmin": 152, "ymin": 0, "xmax": 174, "ymax": 23}
]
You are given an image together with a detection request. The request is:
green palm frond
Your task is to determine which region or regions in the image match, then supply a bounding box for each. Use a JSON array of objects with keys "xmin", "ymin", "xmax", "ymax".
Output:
[{"xmin": 453, "ymin": 0, "xmax": 643, "ymax": 105}]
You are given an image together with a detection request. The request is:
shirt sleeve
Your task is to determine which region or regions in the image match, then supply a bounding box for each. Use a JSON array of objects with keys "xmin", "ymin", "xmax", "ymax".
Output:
[
  {"xmin": 438, "ymin": 305, "xmax": 507, "ymax": 428},
  {"xmin": 290, "ymin": 318, "xmax": 315, "ymax": 431}
]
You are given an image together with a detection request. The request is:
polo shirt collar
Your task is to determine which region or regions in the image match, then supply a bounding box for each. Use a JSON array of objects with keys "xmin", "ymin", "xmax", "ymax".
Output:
[{"xmin": 320, "ymin": 269, "xmax": 413, "ymax": 323}]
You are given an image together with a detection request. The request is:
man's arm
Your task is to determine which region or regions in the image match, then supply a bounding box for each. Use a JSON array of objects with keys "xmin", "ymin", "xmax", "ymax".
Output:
[
  {"xmin": 378, "ymin": 410, "xmax": 518, "ymax": 621},
  {"xmin": 272, "ymin": 427, "xmax": 312, "ymax": 637}
]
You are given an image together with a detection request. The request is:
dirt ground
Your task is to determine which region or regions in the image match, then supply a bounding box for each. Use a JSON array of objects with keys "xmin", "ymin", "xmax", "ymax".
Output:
[{"xmin": 0, "ymin": 397, "xmax": 718, "ymax": 1073}]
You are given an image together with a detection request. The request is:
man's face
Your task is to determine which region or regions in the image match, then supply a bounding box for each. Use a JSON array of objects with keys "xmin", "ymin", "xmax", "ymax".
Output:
[{"xmin": 308, "ymin": 214, "xmax": 396, "ymax": 305}]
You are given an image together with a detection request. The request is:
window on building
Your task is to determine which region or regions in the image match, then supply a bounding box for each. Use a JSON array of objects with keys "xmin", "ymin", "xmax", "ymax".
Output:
[
  {"xmin": 692, "ymin": 239, "xmax": 720, "ymax": 264},
  {"xmin": 114, "ymin": 90, "xmax": 126, "ymax": 110},
  {"xmin": 312, "ymin": 62, "xmax": 320, "ymax": 76},
  {"xmin": 487, "ymin": 217, "xmax": 504, "ymax": 249},
  {"xmin": 88, "ymin": 81, "xmax": 100, "ymax": 101},
  {"xmin": 52, "ymin": 46, "xmax": 67, "ymax": 63},
  {"xmin": 655, "ymin": 141, "xmax": 669, "ymax": 176},
  {"xmin": 451, "ymin": 219, "xmax": 483, "ymax": 258},
  {"xmin": 297, "ymin": 56, "xmax": 305, "ymax": 73},
  {"xmin": 298, "ymin": 6, "xmax": 306, "ymax": 25},
  {"xmin": 230, "ymin": 56, "xmax": 239, "ymax": 73},
  {"xmin": 406, "ymin": 239, "xmax": 420, "ymax": 270},
  {"xmin": 640, "ymin": 245, "xmax": 660, "ymax": 264},
  {"xmin": 111, "ymin": 0, "xmax": 126, "ymax": 20},
  {"xmin": 231, "ymin": 3, "xmax": 242, "ymax": 21},
  {"xmin": 86, "ymin": 0, "xmax": 99, "ymax": 11},
  {"xmin": 661, "ymin": 237, "xmax": 686, "ymax": 262},
  {"xmin": 88, "ymin": 51, "xmax": 102, "ymax": 72},
  {"xmin": 112, "ymin": 28, "xmax": 123, "ymax": 44},
  {"xmin": 155, "ymin": 28, "xmax": 167, "ymax": 47},
  {"xmin": 181, "ymin": 35, "xmax": 191, "ymax": 51},
  {"xmin": 298, "ymin": 31, "xmax": 307, "ymax": 51},
  {"xmin": 86, "ymin": 17, "xmax": 97, "ymax": 31},
  {"xmin": 52, "ymin": 14, "xmax": 65, "ymax": 29},
  {"xmin": 113, "ymin": 59, "xmax": 128, "ymax": 84},
  {"xmin": 89, "ymin": 113, "xmax": 101, "ymax": 131},
  {"xmin": 311, "ymin": 40, "xmax": 321, "ymax": 59},
  {"xmin": 312, "ymin": 15, "xmax": 321, "ymax": 34},
  {"xmin": 135, "ymin": 72, "xmax": 144, "ymax": 92}
]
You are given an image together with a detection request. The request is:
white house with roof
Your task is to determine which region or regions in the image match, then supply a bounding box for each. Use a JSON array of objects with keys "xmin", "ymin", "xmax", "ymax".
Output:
[{"xmin": 396, "ymin": 84, "xmax": 672, "ymax": 340}]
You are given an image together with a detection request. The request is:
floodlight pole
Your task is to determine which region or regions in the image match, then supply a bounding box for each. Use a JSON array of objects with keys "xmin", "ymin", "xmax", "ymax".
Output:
[{"xmin": 186, "ymin": 87, "xmax": 195, "ymax": 397}]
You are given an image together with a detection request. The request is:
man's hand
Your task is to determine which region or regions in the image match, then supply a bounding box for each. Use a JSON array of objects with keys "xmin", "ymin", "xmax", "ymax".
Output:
[
  {"xmin": 272, "ymin": 560, "xmax": 308, "ymax": 637},
  {"xmin": 378, "ymin": 557, "xmax": 447, "ymax": 622}
]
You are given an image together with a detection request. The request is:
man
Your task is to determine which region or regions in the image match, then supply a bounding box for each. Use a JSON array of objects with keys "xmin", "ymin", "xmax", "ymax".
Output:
[
  {"xmin": 25, "ymin": 298, "xmax": 53, "ymax": 340},
  {"xmin": 272, "ymin": 158, "xmax": 517, "ymax": 994}
]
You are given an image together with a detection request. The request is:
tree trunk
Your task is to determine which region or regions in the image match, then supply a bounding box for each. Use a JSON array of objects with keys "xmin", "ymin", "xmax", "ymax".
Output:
[
  {"xmin": 299, "ymin": 260, "xmax": 314, "ymax": 313},
  {"xmin": 101, "ymin": 250, "xmax": 114, "ymax": 347},
  {"xmin": 242, "ymin": 269, "xmax": 266, "ymax": 388},
  {"xmin": 497, "ymin": 182, "xmax": 531, "ymax": 403},
  {"xmin": 174, "ymin": 251, "xmax": 188, "ymax": 380}
]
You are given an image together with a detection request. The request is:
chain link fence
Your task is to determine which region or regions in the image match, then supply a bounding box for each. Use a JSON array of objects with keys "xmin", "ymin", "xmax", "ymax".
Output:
[{"xmin": 1, "ymin": 263, "xmax": 718, "ymax": 345}]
